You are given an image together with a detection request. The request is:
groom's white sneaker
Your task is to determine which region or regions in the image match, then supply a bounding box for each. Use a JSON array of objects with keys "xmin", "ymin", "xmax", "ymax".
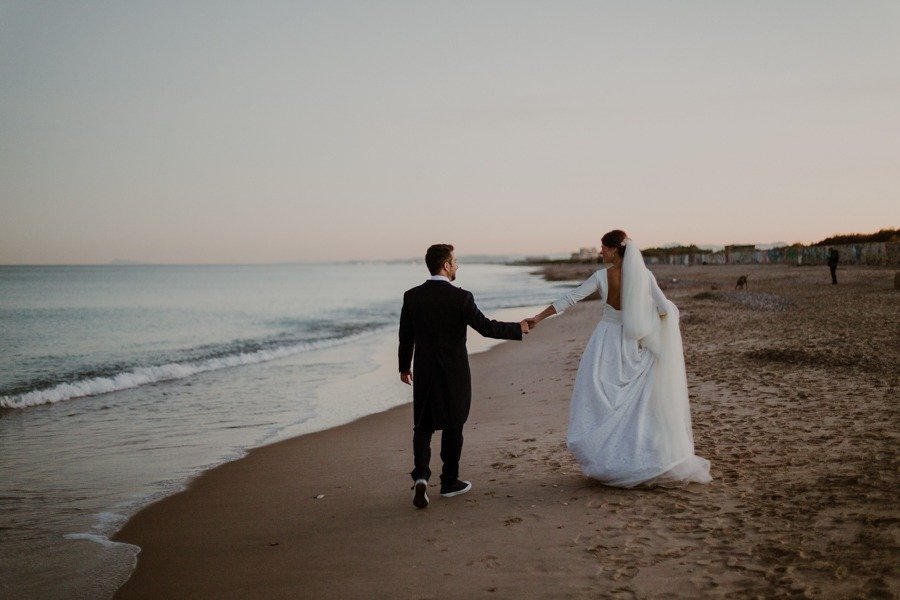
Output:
[
  {"xmin": 412, "ymin": 479, "xmax": 429, "ymax": 509},
  {"xmin": 440, "ymin": 480, "xmax": 472, "ymax": 498}
]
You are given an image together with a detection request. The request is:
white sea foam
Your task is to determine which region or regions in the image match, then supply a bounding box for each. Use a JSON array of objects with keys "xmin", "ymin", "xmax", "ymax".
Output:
[
  {"xmin": 63, "ymin": 532, "xmax": 135, "ymax": 550},
  {"xmin": 1, "ymin": 330, "xmax": 381, "ymax": 409}
]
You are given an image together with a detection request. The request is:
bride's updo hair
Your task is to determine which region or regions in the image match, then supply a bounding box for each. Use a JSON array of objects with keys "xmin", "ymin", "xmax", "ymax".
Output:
[{"xmin": 601, "ymin": 230, "xmax": 628, "ymax": 257}]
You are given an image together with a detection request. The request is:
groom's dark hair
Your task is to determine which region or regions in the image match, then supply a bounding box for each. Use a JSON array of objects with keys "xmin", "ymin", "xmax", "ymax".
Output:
[{"xmin": 425, "ymin": 244, "xmax": 454, "ymax": 275}]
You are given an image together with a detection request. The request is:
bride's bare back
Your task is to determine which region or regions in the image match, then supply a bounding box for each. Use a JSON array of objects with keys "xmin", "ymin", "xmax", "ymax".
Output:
[{"xmin": 606, "ymin": 266, "xmax": 622, "ymax": 310}]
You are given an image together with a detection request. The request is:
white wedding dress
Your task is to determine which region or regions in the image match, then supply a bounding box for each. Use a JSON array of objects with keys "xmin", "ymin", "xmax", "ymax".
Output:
[{"xmin": 552, "ymin": 245, "xmax": 711, "ymax": 487}]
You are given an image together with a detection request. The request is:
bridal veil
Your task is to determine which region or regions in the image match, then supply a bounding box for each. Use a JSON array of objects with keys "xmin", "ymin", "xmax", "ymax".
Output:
[{"xmin": 618, "ymin": 239, "xmax": 711, "ymax": 486}]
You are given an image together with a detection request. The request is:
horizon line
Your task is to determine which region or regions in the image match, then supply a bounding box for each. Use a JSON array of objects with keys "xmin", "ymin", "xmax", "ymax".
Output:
[{"xmin": 3, "ymin": 230, "xmax": 895, "ymax": 267}]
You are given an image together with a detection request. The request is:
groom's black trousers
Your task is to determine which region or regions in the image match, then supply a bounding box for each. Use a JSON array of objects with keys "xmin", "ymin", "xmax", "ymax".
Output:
[{"xmin": 411, "ymin": 425, "xmax": 463, "ymax": 485}]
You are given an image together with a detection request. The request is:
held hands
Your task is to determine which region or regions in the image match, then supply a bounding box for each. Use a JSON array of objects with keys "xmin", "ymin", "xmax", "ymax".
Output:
[{"xmin": 520, "ymin": 317, "xmax": 541, "ymax": 335}]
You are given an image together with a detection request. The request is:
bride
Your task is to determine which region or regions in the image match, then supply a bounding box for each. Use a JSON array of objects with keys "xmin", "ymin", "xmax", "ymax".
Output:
[{"xmin": 528, "ymin": 230, "xmax": 711, "ymax": 487}]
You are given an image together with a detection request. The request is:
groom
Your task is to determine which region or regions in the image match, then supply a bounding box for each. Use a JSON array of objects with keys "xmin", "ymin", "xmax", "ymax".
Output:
[{"xmin": 399, "ymin": 244, "xmax": 529, "ymax": 509}]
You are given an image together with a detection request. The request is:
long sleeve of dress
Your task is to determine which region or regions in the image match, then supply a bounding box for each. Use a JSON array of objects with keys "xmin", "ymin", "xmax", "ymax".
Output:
[{"xmin": 552, "ymin": 271, "xmax": 601, "ymax": 315}]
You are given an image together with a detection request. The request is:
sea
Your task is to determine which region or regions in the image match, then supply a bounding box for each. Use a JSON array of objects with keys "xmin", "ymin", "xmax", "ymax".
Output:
[{"xmin": 0, "ymin": 262, "xmax": 565, "ymax": 599}]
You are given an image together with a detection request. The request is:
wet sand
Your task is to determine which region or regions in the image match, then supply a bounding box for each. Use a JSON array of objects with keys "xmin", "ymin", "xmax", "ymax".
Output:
[{"xmin": 113, "ymin": 264, "xmax": 898, "ymax": 599}]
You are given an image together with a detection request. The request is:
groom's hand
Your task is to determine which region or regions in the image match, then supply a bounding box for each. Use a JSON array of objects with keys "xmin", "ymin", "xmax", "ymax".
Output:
[
  {"xmin": 526, "ymin": 318, "xmax": 538, "ymax": 329},
  {"xmin": 519, "ymin": 320, "xmax": 530, "ymax": 334},
  {"xmin": 400, "ymin": 371, "xmax": 413, "ymax": 385}
]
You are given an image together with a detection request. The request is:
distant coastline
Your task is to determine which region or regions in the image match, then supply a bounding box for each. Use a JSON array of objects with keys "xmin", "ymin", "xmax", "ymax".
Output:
[
  {"xmin": 516, "ymin": 227, "xmax": 899, "ymax": 269},
  {"xmin": 3, "ymin": 228, "xmax": 895, "ymax": 268}
]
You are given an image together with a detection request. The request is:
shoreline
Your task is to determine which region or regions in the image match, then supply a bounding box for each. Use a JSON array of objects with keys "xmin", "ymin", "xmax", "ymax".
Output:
[
  {"xmin": 0, "ymin": 261, "xmax": 555, "ymax": 600},
  {"xmin": 112, "ymin": 300, "xmax": 592, "ymax": 599},
  {"xmin": 112, "ymin": 265, "xmax": 897, "ymax": 598}
]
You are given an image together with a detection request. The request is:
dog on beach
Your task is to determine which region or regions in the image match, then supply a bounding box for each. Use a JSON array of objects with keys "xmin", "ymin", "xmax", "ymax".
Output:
[{"xmin": 735, "ymin": 275, "xmax": 748, "ymax": 290}]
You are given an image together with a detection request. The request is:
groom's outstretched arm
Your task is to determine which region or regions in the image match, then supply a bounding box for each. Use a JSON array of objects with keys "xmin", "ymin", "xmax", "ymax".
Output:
[
  {"xmin": 462, "ymin": 292, "xmax": 524, "ymax": 341},
  {"xmin": 398, "ymin": 293, "xmax": 415, "ymax": 375}
]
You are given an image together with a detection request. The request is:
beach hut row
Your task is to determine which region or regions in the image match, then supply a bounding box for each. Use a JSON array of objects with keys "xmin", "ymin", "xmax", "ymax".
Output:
[{"xmin": 642, "ymin": 242, "xmax": 900, "ymax": 267}]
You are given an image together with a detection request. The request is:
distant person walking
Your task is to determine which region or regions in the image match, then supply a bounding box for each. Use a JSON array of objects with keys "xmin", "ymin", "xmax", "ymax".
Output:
[{"xmin": 827, "ymin": 248, "xmax": 839, "ymax": 284}]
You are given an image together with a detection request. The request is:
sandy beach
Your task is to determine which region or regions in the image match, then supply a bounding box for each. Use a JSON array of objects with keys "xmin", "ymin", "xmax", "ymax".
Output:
[{"xmin": 113, "ymin": 264, "xmax": 898, "ymax": 599}]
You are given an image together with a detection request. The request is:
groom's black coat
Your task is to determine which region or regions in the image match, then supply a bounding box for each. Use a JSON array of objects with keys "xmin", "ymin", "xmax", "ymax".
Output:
[{"xmin": 399, "ymin": 280, "xmax": 522, "ymax": 431}]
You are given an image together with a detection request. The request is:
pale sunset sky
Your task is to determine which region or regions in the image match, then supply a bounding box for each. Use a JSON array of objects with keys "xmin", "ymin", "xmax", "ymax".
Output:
[{"xmin": 1, "ymin": 1, "xmax": 898, "ymax": 264}]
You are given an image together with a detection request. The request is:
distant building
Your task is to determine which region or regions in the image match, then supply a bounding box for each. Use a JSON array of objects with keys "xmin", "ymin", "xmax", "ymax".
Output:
[
  {"xmin": 724, "ymin": 245, "xmax": 757, "ymax": 265},
  {"xmin": 570, "ymin": 247, "xmax": 599, "ymax": 262},
  {"xmin": 641, "ymin": 245, "xmax": 718, "ymax": 266},
  {"xmin": 562, "ymin": 238, "xmax": 899, "ymax": 267}
]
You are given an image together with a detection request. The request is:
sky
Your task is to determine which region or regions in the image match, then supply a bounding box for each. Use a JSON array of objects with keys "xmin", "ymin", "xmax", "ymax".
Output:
[{"xmin": 1, "ymin": 1, "xmax": 898, "ymax": 264}]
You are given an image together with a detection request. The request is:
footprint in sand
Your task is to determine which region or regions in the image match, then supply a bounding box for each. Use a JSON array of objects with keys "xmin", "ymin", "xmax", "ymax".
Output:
[
  {"xmin": 480, "ymin": 555, "xmax": 500, "ymax": 568},
  {"xmin": 491, "ymin": 462, "xmax": 516, "ymax": 471},
  {"xmin": 504, "ymin": 517, "xmax": 523, "ymax": 526},
  {"xmin": 610, "ymin": 565, "xmax": 640, "ymax": 581}
]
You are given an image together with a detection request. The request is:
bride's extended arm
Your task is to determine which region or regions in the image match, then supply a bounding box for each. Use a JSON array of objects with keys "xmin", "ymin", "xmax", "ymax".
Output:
[
  {"xmin": 531, "ymin": 271, "xmax": 601, "ymax": 326},
  {"xmin": 529, "ymin": 304, "xmax": 557, "ymax": 326}
]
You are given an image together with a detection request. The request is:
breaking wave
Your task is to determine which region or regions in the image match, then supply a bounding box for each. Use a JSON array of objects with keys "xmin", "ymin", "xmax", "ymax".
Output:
[{"xmin": 1, "ymin": 330, "xmax": 382, "ymax": 410}]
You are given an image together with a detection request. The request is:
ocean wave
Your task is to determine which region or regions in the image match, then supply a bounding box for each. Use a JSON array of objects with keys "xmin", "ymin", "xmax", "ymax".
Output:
[{"xmin": 1, "ymin": 330, "xmax": 383, "ymax": 410}]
